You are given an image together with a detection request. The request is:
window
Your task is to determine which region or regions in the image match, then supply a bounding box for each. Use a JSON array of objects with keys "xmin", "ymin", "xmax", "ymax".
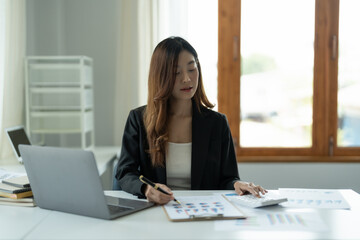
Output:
[
  {"xmin": 218, "ymin": 0, "xmax": 360, "ymax": 162},
  {"xmin": 337, "ymin": 0, "xmax": 360, "ymax": 148}
]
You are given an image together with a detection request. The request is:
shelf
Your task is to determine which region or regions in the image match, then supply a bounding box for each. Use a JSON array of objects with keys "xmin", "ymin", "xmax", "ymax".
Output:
[
  {"xmin": 28, "ymin": 64, "xmax": 92, "ymax": 86},
  {"xmin": 30, "ymin": 87, "xmax": 93, "ymax": 110},
  {"xmin": 30, "ymin": 111, "xmax": 92, "ymax": 116},
  {"xmin": 30, "ymin": 106, "xmax": 93, "ymax": 111},
  {"xmin": 29, "ymin": 83, "xmax": 93, "ymax": 87},
  {"xmin": 26, "ymin": 55, "xmax": 92, "ymax": 61},
  {"xmin": 26, "ymin": 56, "xmax": 95, "ymax": 149},
  {"xmin": 29, "ymin": 64, "xmax": 82, "ymax": 69},
  {"xmin": 30, "ymin": 129, "xmax": 93, "ymax": 134},
  {"xmin": 29, "ymin": 111, "xmax": 93, "ymax": 132},
  {"xmin": 30, "ymin": 87, "xmax": 83, "ymax": 92}
]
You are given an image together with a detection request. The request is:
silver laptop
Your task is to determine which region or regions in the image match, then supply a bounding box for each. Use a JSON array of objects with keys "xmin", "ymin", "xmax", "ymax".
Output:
[
  {"xmin": 19, "ymin": 145, "xmax": 154, "ymax": 220},
  {"xmin": 5, "ymin": 126, "xmax": 31, "ymax": 164}
]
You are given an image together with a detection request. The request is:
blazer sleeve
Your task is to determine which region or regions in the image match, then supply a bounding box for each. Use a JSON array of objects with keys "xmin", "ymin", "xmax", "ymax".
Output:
[
  {"xmin": 219, "ymin": 114, "xmax": 240, "ymax": 189},
  {"xmin": 114, "ymin": 110, "xmax": 145, "ymax": 197}
]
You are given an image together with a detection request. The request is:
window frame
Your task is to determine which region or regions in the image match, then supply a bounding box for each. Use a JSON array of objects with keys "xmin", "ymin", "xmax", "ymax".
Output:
[{"xmin": 218, "ymin": 0, "xmax": 360, "ymax": 162}]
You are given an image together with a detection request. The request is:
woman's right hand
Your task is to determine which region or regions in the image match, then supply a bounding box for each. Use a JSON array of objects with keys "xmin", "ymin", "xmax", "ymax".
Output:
[{"xmin": 144, "ymin": 183, "xmax": 174, "ymax": 205}]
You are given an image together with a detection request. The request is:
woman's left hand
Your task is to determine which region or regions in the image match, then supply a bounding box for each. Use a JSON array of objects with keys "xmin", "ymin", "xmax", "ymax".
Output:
[{"xmin": 233, "ymin": 181, "xmax": 268, "ymax": 198}]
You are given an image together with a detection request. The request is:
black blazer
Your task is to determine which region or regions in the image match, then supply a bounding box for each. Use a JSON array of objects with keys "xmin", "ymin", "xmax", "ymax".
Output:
[{"xmin": 114, "ymin": 103, "xmax": 240, "ymax": 198}]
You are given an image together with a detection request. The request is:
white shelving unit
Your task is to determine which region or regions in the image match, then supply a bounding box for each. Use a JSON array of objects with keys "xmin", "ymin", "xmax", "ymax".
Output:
[{"xmin": 25, "ymin": 56, "xmax": 95, "ymax": 149}]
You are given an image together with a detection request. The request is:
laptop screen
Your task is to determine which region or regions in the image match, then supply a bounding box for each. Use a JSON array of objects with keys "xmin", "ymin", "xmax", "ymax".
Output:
[{"xmin": 6, "ymin": 127, "xmax": 31, "ymax": 157}]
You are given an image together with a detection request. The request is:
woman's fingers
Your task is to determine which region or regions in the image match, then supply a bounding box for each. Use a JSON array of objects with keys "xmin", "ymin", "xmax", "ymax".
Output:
[
  {"xmin": 145, "ymin": 184, "xmax": 174, "ymax": 204},
  {"xmin": 235, "ymin": 188, "xmax": 244, "ymax": 195},
  {"xmin": 259, "ymin": 186, "xmax": 268, "ymax": 195},
  {"xmin": 157, "ymin": 183, "xmax": 173, "ymax": 195},
  {"xmin": 248, "ymin": 186, "xmax": 261, "ymax": 197},
  {"xmin": 234, "ymin": 181, "xmax": 267, "ymax": 198}
]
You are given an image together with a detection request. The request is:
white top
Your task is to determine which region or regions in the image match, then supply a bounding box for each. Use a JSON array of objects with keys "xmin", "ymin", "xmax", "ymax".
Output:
[{"xmin": 166, "ymin": 142, "xmax": 192, "ymax": 190}]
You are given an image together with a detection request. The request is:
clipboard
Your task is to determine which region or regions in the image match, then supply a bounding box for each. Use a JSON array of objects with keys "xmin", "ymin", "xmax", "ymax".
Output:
[{"xmin": 162, "ymin": 195, "xmax": 246, "ymax": 222}]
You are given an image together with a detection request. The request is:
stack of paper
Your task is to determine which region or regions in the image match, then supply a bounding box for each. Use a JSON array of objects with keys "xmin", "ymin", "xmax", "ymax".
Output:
[
  {"xmin": 0, "ymin": 172, "xmax": 35, "ymax": 207},
  {"xmin": 0, "ymin": 182, "xmax": 33, "ymax": 199},
  {"xmin": 0, "ymin": 196, "xmax": 36, "ymax": 207}
]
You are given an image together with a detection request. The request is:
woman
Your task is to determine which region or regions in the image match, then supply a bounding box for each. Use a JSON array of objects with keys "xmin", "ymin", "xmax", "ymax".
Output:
[{"xmin": 114, "ymin": 37, "xmax": 267, "ymax": 204}]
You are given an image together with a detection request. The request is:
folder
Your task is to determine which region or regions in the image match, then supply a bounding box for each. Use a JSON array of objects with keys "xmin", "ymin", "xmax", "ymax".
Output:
[{"xmin": 162, "ymin": 195, "xmax": 246, "ymax": 222}]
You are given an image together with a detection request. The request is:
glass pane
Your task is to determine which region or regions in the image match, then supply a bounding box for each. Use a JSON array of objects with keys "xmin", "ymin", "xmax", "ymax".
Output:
[
  {"xmin": 240, "ymin": 0, "xmax": 314, "ymax": 147},
  {"xmin": 338, "ymin": 0, "xmax": 360, "ymax": 147}
]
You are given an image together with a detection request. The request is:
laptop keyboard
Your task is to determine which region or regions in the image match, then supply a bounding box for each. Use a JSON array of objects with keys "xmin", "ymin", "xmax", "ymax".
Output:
[{"xmin": 107, "ymin": 205, "xmax": 132, "ymax": 214}]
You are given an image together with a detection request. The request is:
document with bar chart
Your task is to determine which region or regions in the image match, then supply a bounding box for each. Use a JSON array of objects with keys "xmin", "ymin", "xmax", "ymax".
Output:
[
  {"xmin": 162, "ymin": 195, "xmax": 245, "ymax": 221},
  {"xmin": 215, "ymin": 211, "xmax": 328, "ymax": 232}
]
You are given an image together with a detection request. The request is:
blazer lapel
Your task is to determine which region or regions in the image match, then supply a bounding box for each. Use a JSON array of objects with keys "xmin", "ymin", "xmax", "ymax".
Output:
[{"xmin": 191, "ymin": 104, "xmax": 212, "ymax": 189}]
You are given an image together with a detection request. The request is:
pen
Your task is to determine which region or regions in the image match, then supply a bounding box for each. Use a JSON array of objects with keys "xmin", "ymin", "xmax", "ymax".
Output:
[{"xmin": 139, "ymin": 175, "xmax": 181, "ymax": 204}]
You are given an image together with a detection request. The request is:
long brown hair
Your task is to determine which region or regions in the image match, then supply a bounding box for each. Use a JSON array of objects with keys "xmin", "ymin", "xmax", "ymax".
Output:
[{"xmin": 144, "ymin": 37, "xmax": 214, "ymax": 167}]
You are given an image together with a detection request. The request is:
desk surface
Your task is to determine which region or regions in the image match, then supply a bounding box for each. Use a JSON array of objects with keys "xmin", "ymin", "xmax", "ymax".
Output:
[
  {"xmin": 0, "ymin": 146, "xmax": 119, "ymax": 175},
  {"xmin": 1, "ymin": 189, "xmax": 360, "ymax": 240}
]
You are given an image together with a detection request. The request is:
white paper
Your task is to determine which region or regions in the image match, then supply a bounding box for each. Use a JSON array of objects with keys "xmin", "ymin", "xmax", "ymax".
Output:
[
  {"xmin": 215, "ymin": 212, "xmax": 328, "ymax": 232},
  {"xmin": 163, "ymin": 195, "xmax": 245, "ymax": 220},
  {"xmin": 279, "ymin": 188, "xmax": 351, "ymax": 209},
  {"xmin": 0, "ymin": 168, "xmax": 25, "ymax": 183}
]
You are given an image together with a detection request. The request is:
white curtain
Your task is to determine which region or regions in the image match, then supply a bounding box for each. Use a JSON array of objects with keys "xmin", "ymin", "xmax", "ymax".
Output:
[
  {"xmin": 114, "ymin": 0, "xmax": 158, "ymax": 145},
  {"xmin": 113, "ymin": 0, "xmax": 189, "ymax": 145},
  {"xmin": 0, "ymin": 0, "xmax": 26, "ymax": 159}
]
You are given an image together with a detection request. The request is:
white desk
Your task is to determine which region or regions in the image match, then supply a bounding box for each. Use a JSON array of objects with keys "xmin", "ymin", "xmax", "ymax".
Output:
[{"xmin": 1, "ymin": 190, "xmax": 360, "ymax": 240}]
